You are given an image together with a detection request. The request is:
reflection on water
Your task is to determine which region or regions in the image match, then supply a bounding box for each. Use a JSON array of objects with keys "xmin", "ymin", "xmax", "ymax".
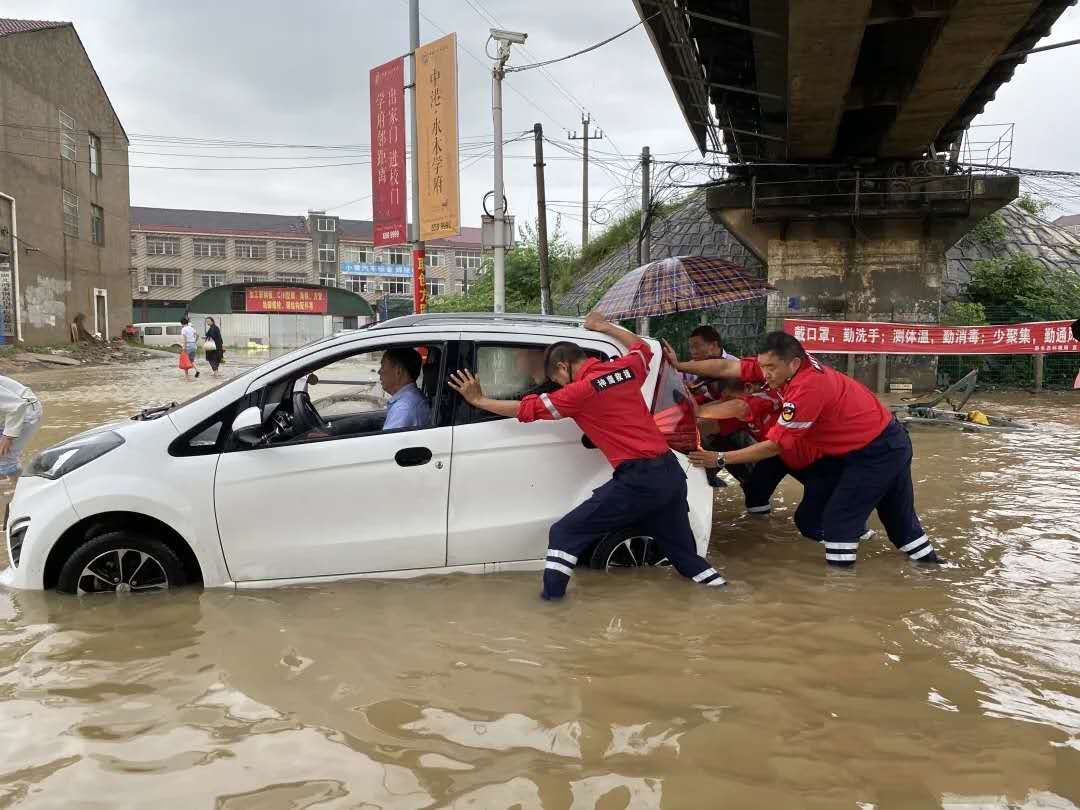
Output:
[{"xmin": 1, "ymin": 359, "xmax": 1079, "ymax": 807}]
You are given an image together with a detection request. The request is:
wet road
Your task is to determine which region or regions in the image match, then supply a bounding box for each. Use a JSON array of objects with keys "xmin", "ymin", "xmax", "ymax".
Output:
[{"xmin": 2, "ymin": 355, "xmax": 1079, "ymax": 808}]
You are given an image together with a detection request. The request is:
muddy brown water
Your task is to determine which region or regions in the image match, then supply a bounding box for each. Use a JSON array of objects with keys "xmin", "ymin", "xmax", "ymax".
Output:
[{"xmin": 1, "ymin": 355, "xmax": 1079, "ymax": 809}]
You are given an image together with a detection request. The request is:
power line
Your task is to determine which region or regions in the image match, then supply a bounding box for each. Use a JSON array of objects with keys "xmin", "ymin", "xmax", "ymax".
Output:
[{"xmin": 505, "ymin": 11, "xmax": 659, "ymax": 74}]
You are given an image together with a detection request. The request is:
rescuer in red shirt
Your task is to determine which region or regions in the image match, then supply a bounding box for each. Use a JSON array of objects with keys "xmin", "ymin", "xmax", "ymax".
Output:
[
  {"xmin": 668, "ymin": 331, "xmax": 939, "ymax": 568},
  {"xmin": 447, "ymin": 312, "xmax": 725, "ymax": 600}
]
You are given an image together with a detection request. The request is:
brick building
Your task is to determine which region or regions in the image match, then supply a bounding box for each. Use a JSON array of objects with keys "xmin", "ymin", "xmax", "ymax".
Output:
[
  {"xmin": 130, "ymin": 207, "xmax": 488, "ymax": 322},
  {"xmin": 0, "ymin": 18, "xmax": 132, "ymax": 343}
]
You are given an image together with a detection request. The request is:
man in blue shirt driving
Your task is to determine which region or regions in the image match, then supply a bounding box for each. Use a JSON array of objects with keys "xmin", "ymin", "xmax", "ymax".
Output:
[{"xmin": 380, "ymin": 347, "xmax": 431, "ymax": 431}]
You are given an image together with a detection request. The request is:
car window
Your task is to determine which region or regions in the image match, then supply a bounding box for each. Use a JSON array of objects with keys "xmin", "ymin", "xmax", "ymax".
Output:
[
  {"xmin": 166, "ymin": 325, "xmax": 182, "ymax": 335},
  {"xmin": 143, "ymin": 326, "xmax": 163, "ymax": 336},
  {"xmin": 306, "ymin": 352, "xmax": 386, "ymax": 420},
  {"xmin": 652, "ymin": 356, "xmax": 699, "ymax": 453},
  {"xmin": 462, "ymin": 343, "xmax": 607, "ymax": 424}
]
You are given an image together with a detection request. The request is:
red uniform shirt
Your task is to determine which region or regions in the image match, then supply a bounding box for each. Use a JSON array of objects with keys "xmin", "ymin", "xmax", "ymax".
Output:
[
  {"xmin": 735, "ymin": 390, "xmax": 812, "ymax": 469},
  {"xmin": 740, "ymin": 355, "xmax": 891, "ymax": 457},
  {"xmin": 517, "ymin": 340, "xmax": 669, "ymax": 468}
]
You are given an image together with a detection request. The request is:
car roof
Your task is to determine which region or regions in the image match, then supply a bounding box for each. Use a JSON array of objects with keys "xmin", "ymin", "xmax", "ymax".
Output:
[{"xmin": 369, "ymin": 312, "xmax": 648, "ymax": 343}]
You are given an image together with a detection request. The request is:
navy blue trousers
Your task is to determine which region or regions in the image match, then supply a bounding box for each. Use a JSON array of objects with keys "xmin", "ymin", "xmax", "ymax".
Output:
[
  {"xmin": 544, "ymin": 453, "xmax": 724, "ymax": 599},
  {"xmin": 743, "ymin": 455, "xmax": 847, "ymax": 537},
  {"xmin": 820, "ymin": 420, "xmax": 938, "ymax": 567}
]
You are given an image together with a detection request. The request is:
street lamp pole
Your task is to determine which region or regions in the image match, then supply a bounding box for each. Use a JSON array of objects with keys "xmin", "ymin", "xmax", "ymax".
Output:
[{"xmin": 490, "ymin": 29, "xmax": 527, "ymax": 314}]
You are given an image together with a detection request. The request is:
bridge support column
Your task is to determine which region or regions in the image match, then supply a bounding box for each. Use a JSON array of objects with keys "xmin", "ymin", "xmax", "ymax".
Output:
[{"xmin": 708, "ymin": 174, "xmax": 1018, "ymax": 392}]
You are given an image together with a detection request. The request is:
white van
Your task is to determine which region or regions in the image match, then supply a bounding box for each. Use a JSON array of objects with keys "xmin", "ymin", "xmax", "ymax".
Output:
[{"xmin": 133, "ymin": 322, "xmax": 185, "ymax": 349}]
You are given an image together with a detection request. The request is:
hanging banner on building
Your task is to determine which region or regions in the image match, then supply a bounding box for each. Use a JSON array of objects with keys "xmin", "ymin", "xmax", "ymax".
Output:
[
  {"xmin": 416, "ymin": 33, "xmax": 460, "ymax": 242},
  {"xmin": 246, "ymin": 287, "xmax": 328, "ymax": 314},
  {"xmin": 783, "ymin": 318, "xmax": 1080, "ymax": 354},
  {"xmin": 412, "ymin": 250, "xmax": 427, "ymax": 314},
  {"xmin": 370, "ymin": 57, "xmax": 407, "ymax": 248}
]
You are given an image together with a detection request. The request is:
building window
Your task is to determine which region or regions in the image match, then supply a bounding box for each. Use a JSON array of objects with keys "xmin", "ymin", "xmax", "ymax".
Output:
[
  {"xmin": 275, "ymin": 241, "xmax": 306, "ymax": 261},
  {"xmin": 235, "ymin": 239, "xmax": 267, "ymax": 260},
  {"xmin": 88, "ymin": 133, "xmax": 102, "ymax": 177},
  {"xmin": 457, "ymin": 280, "xmax": 468, "ymax": 294},
  {"xmin": 318, "ymin": 245, "xmax": 337, "ymax": 263},
  {"xmin": 146, "ymin": 235, "xmax": 178, "ymax": 256},
  {"xmin": 147, "ymin": 269, "xmax": 181, "ymax": 288},
  {"xmin": 341, "ymin": 276, "xmax": 367, "ymax": 294},
  {"xmin": 319, "ymin": 273, "xmax": 337, "ymax": 287},
  {"xmin": 241, "ymin": 273, "xmax": 266, "ymax": 284},
  {"xmin": 277, "ymin": 273, "xmax": 308, "ymax": 284},
  {"xmin": 91, "ymin": 205, "xmax": 105, "ymax": 245},
  {"xmin": 59, "ymin": 110, "xmax": 76, "ymax": 161},
  {"xmin": 130, "ymin": 234, "xmax": 137, "ymax": 256},
  {"xmin": 341, "ymin": 245, "xmax": 372, "ymax": 264},
  {"xmin": 193, "ymin": 238, "xmax": 226, "ymax": 258},
  {"xmin": 62, "ymin": 190, "xmax": 79, "ymax": 237},
  {"xmin": 383, "ymin": 278, "xmax": 411, "ymax": 295},
  {"xmin": 317, "ymin": 217, "xmax": 335, "ymax": 232},
  {"xmin": 456, "ymin": 250, "xmax": 482, "ymax": 271},
  {"xmin": 200, "ymin": 273, "xmax": 226, "ymax": 288},
  {"xmin": 427, "ymin": 250, "xmax": 441, "ymax": 267},
  {"xmin": 386, "ymin": 247, "xmax": 407, "ymax": 265},
  {"xmin": 426, "ymin": 279, "xmax": 446, "ymax": 297}
]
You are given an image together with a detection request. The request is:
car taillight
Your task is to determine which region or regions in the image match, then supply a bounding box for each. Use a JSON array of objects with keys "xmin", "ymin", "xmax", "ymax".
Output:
[{"xmin": 652, "ymin": 357, "xmax": 700, "ymax": 453}]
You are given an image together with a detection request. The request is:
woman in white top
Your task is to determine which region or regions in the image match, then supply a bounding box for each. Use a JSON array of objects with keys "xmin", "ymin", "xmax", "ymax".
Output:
[{"xmin": 0, "ymin": 375, "xmax": 43, "ymax": 477}]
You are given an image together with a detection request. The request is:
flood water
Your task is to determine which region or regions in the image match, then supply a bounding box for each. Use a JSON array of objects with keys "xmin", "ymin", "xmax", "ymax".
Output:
[{"xmin": 2, "ymin": 354, "xmax": 1079, "ymax": 808}]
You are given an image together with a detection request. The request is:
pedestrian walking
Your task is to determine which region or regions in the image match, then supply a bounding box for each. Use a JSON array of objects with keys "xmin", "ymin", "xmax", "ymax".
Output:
[
  {"xmin": 0, "ymin": 375, "xmax": 43, "ymax": 478},
  {"xmin": 448, "ymin": 312, "xmax": 725, "ymax": 600},
  {"xmin": 180, "ymin": 317, "xmax": 199, "ymax": 380},
  {"xmin": 204, "ymin": 317, "xmax": 225, "ymax": 378},
  {"xmin": 669, "ymin": 331, "xmax": 940, "ymax": 569}
]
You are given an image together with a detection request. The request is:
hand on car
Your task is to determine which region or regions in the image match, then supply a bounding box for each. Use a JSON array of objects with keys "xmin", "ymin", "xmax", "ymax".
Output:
[
  {"xmin": 688, "ymin": 449, "xmax": 720, "ymax": 469},
  {"xmin": 661, "ymin": 339, "xmax": 682, "ymax": 370},
  {"xmin": 583, "ymin": 311, "xmax": 608, "ymax": 332},
  {"xmin": 448, "ymin": 370, "xmax": 485, "ymax": 405}
]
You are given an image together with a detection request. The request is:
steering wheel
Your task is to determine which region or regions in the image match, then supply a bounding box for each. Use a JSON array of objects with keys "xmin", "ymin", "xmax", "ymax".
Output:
[{"xmin": 291, "ymin": 390, "xmax": 331, "ymax": 434}]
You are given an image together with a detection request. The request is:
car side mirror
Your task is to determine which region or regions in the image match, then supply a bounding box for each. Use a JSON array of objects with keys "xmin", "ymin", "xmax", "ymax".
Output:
[{"xmin": 233, "ymin": 406, "xmax": 264, "ymax": 446}]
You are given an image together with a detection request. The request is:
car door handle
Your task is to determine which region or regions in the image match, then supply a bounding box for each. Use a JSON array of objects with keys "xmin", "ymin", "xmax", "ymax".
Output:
[{"xmin": 395, "ymin": 447, "xmax": 433, "ymax": 467}]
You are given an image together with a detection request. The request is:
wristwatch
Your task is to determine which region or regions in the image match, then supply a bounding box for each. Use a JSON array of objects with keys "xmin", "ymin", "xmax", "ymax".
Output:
[{"xmin": 715, "ymin": 452, "xmax": 726, "ymax": 468}]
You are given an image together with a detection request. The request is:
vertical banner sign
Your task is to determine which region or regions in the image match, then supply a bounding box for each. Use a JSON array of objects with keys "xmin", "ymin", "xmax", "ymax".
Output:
[
  {"xmin": 412, "ymin": 250, "xmax": 427, "ymax": 315},
  {"xmin": 370, "ymin": 57, "xmax": 407, "ymax": 247},
  {"xmin": 416, "ymin": 33, "xmax": 461, "ymax": 242}
]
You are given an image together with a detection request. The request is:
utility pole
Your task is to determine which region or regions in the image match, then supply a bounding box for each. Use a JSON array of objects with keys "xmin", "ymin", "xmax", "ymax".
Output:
[
  {"xmin": 407, "ymin": 0, "xmax": 425, "ymax": 313},
  {"xmin": 637, "ymin": 145, "xmax": 651, "ymax": 336},
  {"xmin": 569, "ymin": 113, "xmax": 603, "ymax": 249},
  {"xmin": 533, "ymin": 123, "xmax": 552, "ymax": 315},
  {"xmin": 490, "ymin": 29, "xmax": 527, "ymax": 313}
]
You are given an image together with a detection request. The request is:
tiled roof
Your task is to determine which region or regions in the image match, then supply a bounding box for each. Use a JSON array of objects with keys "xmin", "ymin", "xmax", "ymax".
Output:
[
  {"xmin": 0, "ymin": 18, "xmax": 68, "ymax": 37},
  {"xmin": 558, "ymin": 191, "xmax": 764, "ymax": 313},
  {"xmin": 945, "ymin": 203, "xmax": 1080, "ymax": 297},
  {"xmin": 131, "ymin": 207, "xmax": 310, "ymax": 238},
  {"xmin": 1053, "ymin": 214, "xmax": 1080, "ymax": 231},
  {"xmin": 131, "ymin": 206, "xmax": 482, "ymax": 247}
]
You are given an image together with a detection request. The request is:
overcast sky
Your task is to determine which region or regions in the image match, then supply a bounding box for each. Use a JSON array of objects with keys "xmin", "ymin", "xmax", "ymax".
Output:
[{"xmin": 9, "ymin": 0, "xmax": 1080, "ymax": 237}]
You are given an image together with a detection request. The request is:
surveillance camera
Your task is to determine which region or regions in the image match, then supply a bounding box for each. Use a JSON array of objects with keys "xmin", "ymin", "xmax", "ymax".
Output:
[{"xmin": 490, "ymin": 28, "xmax": 527, "ymax": 45}]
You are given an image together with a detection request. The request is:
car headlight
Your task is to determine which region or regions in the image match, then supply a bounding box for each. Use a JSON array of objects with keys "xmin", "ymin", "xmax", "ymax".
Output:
[{"xmin": 24, "ymin": 431, "xmax": 125, "ymax": 480}]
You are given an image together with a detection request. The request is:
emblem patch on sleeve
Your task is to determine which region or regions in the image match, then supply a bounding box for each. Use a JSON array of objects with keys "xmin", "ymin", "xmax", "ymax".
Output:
[
  {"xmin": 591, "ymin": 368, "xmax": 636, "ymax": 392},
  {"xmin": 780, "ymin": 401, "xmax": 796, "ymax": 422}
]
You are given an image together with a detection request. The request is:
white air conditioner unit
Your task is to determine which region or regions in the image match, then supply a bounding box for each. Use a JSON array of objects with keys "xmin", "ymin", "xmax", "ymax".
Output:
[{"xmin": 137, "ymin": 285, "xmax": 150, "ymax": 294}]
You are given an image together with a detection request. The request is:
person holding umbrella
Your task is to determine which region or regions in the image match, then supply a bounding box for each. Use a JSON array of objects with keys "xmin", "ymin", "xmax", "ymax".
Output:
[{"xmin": 447, "ymin": 312, "xmax": 725, "ymax": 600}]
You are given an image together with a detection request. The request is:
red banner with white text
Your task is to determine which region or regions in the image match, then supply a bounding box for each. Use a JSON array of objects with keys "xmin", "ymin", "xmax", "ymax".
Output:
[
  {"xmin": 370, "ymin": 57, "xmax": 407, "ymax": 248},
  {"xmin": 246, "ymin": 287, "xmax": 328, "ymax": 314},
  {"xmin": 783, "ymin": 319, "xmax": 1080, "ymax": 354}
]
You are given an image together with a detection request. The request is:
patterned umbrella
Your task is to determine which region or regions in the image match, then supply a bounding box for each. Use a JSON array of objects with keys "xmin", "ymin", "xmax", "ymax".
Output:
[{"xmin": 594, "ymin": 255, "xmax": 772, "ymax": 320}]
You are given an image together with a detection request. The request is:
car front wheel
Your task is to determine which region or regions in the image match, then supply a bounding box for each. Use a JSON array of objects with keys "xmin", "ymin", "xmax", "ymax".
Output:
[
  {"xmin": 57, "ymin": 531, "xmax": 186, "ymax": 595},
  {"xmin": 587, "ymin": 528, "xmax": 671, "ymax": 570}
]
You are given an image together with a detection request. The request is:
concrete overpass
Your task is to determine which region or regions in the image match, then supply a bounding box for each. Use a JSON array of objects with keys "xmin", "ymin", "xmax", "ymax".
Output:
[{"xmin": 634, "ymin": 0, "xmax": 1074, "ymax": 387}]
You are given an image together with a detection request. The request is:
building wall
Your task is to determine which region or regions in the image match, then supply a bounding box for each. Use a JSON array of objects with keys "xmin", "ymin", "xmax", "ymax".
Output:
[
  {"xmin": 0, "ymin": 25, "xmax": 131, "ymax": 343},
  {"xmin": 131, "ymin": 220, "xmax": 489, "ymax": 316}
]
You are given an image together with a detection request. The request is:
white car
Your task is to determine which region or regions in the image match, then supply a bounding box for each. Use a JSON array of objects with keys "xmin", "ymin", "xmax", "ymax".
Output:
[{"xmin": 2, "ymin": 314, "xmax": 713, "ymax": 594}]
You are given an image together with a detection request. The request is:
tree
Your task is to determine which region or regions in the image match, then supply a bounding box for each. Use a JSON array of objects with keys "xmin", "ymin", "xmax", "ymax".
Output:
[
  {"xmin": 965, "ymin": 253, "xmax": 1080, "ymax": 322},
  {"xmin": 428, "ymin": 216, "xmax": 576, "ymax": 313}
]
